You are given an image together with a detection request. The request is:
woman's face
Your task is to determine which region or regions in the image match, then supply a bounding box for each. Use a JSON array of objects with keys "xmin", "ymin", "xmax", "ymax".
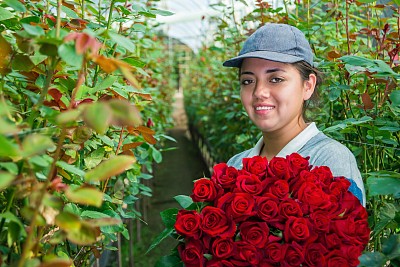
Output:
[{"xmin": 240, "ymin": 58, "xmax": 316, "ymax": 135}]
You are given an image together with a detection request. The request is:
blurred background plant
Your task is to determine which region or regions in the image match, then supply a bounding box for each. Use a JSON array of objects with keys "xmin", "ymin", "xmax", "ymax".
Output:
[
  {"xmin": 182, "ymin": 0, "xmax": 399, "ymax": 266},
  {"xmin": 0, "ymin": 0, "xmax": 177, "ymax": 265}
]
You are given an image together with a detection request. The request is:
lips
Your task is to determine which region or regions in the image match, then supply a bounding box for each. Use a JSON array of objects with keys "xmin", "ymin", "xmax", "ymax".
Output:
[{"xmin": 254, "ymin": 105, "xmax": 275, "ymax": 111}]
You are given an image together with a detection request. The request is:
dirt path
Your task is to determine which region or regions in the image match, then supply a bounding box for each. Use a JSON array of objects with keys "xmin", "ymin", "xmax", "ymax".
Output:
[{"xmin": 133, "ymin": 91, "xmax": 210, "ymax": 266}]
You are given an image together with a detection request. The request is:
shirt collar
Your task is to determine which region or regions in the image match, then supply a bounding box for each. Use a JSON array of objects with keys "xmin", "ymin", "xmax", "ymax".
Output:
[{"xmin": 249, "ymin": 122, "xmax": 320, "ymax": 157}]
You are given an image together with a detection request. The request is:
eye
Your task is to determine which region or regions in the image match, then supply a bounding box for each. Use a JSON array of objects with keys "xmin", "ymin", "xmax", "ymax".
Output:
[
  {"xmin": 270, "ymin": 77, "xmax": 284, "ymax": 83},
  {"xmin": 241, "ymin": 79, "xmax": 254, "ymax": 85}
]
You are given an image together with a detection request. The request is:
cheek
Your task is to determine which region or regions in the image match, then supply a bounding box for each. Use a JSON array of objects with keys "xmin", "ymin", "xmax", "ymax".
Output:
[{"xmin": 240, "ymin": 90, "xmax": 252, "ymax": 106}]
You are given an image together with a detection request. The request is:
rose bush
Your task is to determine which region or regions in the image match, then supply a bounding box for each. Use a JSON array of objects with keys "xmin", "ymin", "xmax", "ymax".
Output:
[{"xmin": 150, "ymin": 153, "xmax": 370, "ymax": 266}]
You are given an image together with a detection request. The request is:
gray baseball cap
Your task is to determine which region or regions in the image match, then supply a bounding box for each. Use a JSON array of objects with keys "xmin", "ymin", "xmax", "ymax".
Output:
[{"xmin": 223, "ymin": 23, "xmax": 314, "ymax": 67}]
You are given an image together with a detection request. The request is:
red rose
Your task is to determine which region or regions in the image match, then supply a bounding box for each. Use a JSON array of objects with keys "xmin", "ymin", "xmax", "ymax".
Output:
[
  {"xmin": 175, "ymin": 210, "xmax": 202, "ymax": 239},
  {"xmin": 206, "ymin": 259, "xmax": 234, "ymax": 267},
  {"xmin": 332, "ymin": 217, "xmax": 357, "ymax": 244},
  {"xmin": 242, "ymin": 156, "xmax": 268, "ymax": 179},
  {"xmin": 235, "ymin": 174, "xmax": 263, "ymax": 195},
  {"xmin": 284, "ymin": 217, "xmax": 310, "ymax": 243},
  {"xmin": 269, "ymin": 179, "xmax": 289, "ymax": 199},
  {"xmin": 328, "ymin": 177, "xmax": 351, "ymax": 201},
  {"xmin": 304, "ymin": 243, "xmax": 327, "ymax": 267},
  {"xmin": 216, "ymin": 192, "xmax": 255, "ymax": 222},
  {"xmin": 200, "ymin": 206, "xmax": 236, "ymax": 238},
  {"xmin": 255, "ymin": 194, "xmax": 281, "ymax": 226},
  {"xmin": 335, "ymin": 190, "xmax": 361, "ymax": 218},
  {"xmin": 264, "ymin": 242, "xmax": 286, "ymax": 264},
  {"xmin": 231, "ymin": 241, "xmax": 262, "ymax": 266},
  {"xmin": 191, "ymin": 178, "xmax": 222, "ymax": 202},
  {"xmin": 300, "ymin": 170, "xmax": 318, "ymax": 183},
  {"xmin": 202, "ymin": 234, "xmax": 213, "ymax": 251},
  {"xmin": 178, "ymin": 239, "xmax": 206, "ymax": 267},
  {"xmin": 298, "ymin": 181, "xmax": 331, "ymax": 211},
  {"xmin": 309, "ymin": 210, "xmax": 331, "ymax": 233},
  {"xmin": 259, "ymin": 260, "xmax": 277, "ymax": 267},
  {"xmin": 355, "ymin": 220, "xmax": 370, "ymax": 245},
  {"xmin": 268, "ymin": 157, "xmax": 291, "ymax": 180},
  {"xmin": 279, "ymin": 198, "xmax": 303, "ymax": 220},
  {"xmin": 282, "ymin": 242, "xmax": 305, "ymax": 267},
  {"xmin": 212, "ymin": 163, "xmax": 228, "ymax": 179},
  {"xmin": 239, "ymin": 221, "xmax": 270, "ymax": 248},
  {"xmin": 289, "ymin": 170, "xmax": 316, "ymax": 198},
  {"xmin": 326, "ymin": 250, "xmax": 350, "ymax": 267},
  {"xmin": 286, "ymin": 153, "xmax": 310, "ymax": 176},
  {"xmin": 212, "ymin": 163, "xmax": 238, "ymax": 191},
  {"xmin": 211, "ymin": 238, "xmax": 236, "ymax": 259},
  {"xmin": 324, "ymin": 233, "xmax": 342, "ymax": 250},
  {"xmin": 168, "ymin": 153, "xmax": 370, "ymax": 267},
  {"xmin": 350, "ymin": 204, "xmax": 368, "ymax": 221},
  {"xmin": 341, "ymin": 244, "xmax": 364, "ymax": 267},
  {"xmin": 333, "ymin": 216, "xmax": 370, "ymax": 246},
  {"xmin": 311, "ymin": 166, "xmax": 333, "ymax": 187}
]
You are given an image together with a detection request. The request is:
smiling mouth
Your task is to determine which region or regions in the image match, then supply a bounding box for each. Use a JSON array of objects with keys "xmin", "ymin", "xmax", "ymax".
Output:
[{"xmin": 255, "ymin": 106, "xmax": 275, "ymax": 111}]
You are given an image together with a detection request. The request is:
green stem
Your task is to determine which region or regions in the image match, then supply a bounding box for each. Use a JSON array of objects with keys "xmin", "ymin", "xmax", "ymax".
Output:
[
  {"xmin": 17, "ymin": 128, "xmax": 68, "ymax": 267},
  {"xmin": 106, "ymin": 0, "xmax": 116, "ymax": 30},
  {"xmin": 81, "ymin": 0, "xmax": 85, "ymax": 19},
  {"xmin": 70, "ymin": 58, "xmax": 87, "ymax": 108},
  {"xmin": 18, "ymin": 206, "xmax": 40, "ymax": 267},
  {"xmin": 0, "ymin": 189, "xmax": 16, "ymax": 233},
  {"xmin": 92, "ymin": 0, "xmax": 115, "ymax": 87},
  {"xmin": 18, "ymin": 52, "xmax": 86, "ymax": 266},
  {"xmin": 373, "ymin": 196, "xmax": 379, "ymax": 250},
  {"xmin": 340, "ymin": 95, "xmax": 349, "ymax": 119},
  {"xmin": 230, "ymin": 0, "xmax": 240, "ymax": 36},
  {"xmin": 260, "ymin": 1, "xmax": 265, "ymax": 25},
  {"xmin": 98, "ymin": 0, "xmax": 101, "ymax": 24},
  {"xmin": 103, "ymin": 127, "xmax": 124, "ymax": 192},
  {"xmin": 283, "ymin": 0, "xmax": 289, "ymax": 21},
  {"xmin": 56, "ymin": 0, "xmax": 62, "ymax": 38},
  {"xmin": 363, "ymin": 143, "xmax": 368, "ymax": 174},
  {"xmin": 27, "ymin": 58, "xmax": 58, "ymax": 128},
  {"xmin": 345, "ymin": 0, "xmax": 350, "ymax": 55},
  {"xmin": 0, "ymin": 80, "xmax": 13, "ymax": 120},
  {"xmin": 344, "ymin": 92, "xmax": 355, "ymax": 118}
]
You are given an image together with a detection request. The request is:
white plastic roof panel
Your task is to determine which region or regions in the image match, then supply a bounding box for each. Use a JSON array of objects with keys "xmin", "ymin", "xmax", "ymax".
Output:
[
  {"xmin": 156, "ymin": 0, "xmax": 287, "ymax": 52},
  {"xmin": 156, "ymin": 0, "xmax": 253, "ymax": 51}
]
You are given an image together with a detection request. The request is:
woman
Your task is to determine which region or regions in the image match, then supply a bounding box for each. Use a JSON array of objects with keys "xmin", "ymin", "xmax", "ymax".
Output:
[{"xmin": 223, "ymin": 23, "xmax": 366, "ymax": 206}]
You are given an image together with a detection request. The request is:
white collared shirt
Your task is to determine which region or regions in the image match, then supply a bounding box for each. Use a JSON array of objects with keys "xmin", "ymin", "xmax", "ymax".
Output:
[{"xmin": 245, "ymin": 122, "xmax": 320, "ymax": 159}]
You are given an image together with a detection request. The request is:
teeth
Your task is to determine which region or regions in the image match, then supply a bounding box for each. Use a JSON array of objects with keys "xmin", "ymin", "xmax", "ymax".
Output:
[{"xmin": 256, "ymin": 106, "xmax": 274, "ymax": 111}]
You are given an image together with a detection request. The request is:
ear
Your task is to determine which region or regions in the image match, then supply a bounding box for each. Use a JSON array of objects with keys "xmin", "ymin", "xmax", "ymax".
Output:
[{"xmin": 303, "ymin": 73, "xmax": 317, "ymax": 101}]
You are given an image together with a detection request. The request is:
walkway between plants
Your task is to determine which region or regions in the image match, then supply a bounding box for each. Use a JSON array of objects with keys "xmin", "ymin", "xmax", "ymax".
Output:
[{"xmin": 133, "ymin": 90, "xmax": 210, "ymax": 266}]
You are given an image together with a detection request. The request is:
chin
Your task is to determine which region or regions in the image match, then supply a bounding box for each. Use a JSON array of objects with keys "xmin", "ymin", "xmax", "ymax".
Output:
[{"xmin": 254, "ymin": 123, "xmax": 276, "ymax": 133}]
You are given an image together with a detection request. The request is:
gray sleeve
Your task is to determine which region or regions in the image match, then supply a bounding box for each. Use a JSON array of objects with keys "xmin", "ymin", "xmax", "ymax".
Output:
[{"xmin": 308, "ymin": 141, "xmax": 366, "ymax": 206}]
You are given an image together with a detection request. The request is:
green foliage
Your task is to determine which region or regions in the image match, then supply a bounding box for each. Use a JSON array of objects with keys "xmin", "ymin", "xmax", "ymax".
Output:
[
  {"xmin": 0, "ymin": 0, "xmax": 176, "ymax": 265},
  {"xmin": 183, "ymin": 0, "xmax": 400, "ymax": 265}
]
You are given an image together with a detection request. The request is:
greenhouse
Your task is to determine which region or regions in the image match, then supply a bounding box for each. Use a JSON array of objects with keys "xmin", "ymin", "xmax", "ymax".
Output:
[{"xmin": 0, "ymin": 0, "xmax": 399, "ymax": 266}]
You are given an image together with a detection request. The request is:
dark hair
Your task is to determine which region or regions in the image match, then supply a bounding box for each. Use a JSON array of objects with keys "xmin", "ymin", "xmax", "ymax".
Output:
[
  {"xmin": 291, "ymin": 61, "xmax": 323, "ymax": 94},
  {"xmin": 291, "ymin": 61, "xmax": 323, "ymax": 121}
]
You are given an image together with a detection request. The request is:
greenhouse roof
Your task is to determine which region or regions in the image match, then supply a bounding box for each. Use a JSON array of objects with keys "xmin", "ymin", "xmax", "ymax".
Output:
[{"xmin": 156, "ymin": 0, "xmax": 286, "ymax": 52}]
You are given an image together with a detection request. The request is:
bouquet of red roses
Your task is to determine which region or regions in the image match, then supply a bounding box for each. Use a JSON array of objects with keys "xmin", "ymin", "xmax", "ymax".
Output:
[{"xmin": 151, "ymin": 153, "xmax": 370, "ymax": 267}]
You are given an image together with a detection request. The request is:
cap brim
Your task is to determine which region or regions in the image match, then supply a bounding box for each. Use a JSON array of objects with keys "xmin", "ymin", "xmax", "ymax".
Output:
[{"xmin": 223, "ymin": 51, "xmax": 304, "ymax": 67}]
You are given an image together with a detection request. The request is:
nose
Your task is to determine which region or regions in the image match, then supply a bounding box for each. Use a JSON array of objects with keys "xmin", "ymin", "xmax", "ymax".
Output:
[{"xmin": 253, "ymin": 81, "xmax": 270, "ymax": 99}]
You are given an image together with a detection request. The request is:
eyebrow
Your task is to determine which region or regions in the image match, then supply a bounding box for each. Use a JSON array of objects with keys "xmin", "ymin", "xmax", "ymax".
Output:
[{"xmin": 240, "ymin": 68, "xmax": 286, "ymax": 75}]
